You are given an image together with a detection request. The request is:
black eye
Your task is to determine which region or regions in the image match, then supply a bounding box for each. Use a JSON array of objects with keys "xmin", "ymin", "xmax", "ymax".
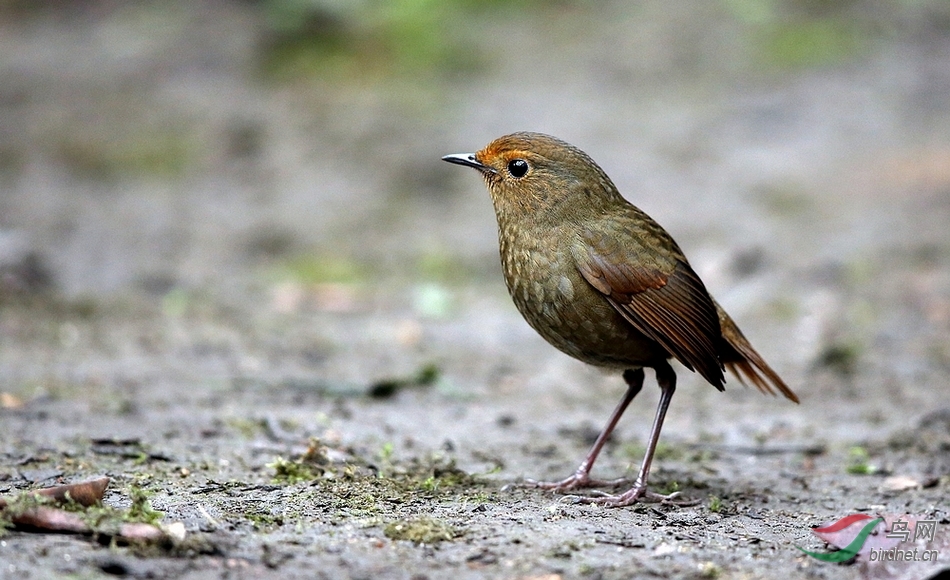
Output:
[{"xmin": 507, "ymin": 159, "xmax": 529, "ymax": 178}]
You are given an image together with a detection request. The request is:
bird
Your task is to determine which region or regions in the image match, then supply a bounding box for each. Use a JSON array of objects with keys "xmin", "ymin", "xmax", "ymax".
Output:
[{"xmin": 442, "ymin": 132, "xmax": 798, "ymax": 506}]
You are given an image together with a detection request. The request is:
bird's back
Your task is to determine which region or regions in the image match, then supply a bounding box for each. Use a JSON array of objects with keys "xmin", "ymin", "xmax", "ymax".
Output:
[{"xmin": 498, "ymin": 197, "xmax": 797, "ymax": 402}]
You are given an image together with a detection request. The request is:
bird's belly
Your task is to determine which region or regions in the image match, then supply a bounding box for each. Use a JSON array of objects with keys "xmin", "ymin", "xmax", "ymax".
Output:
[{"xmin": 503, "ymin": 258, "xmax": 666, "ymax": 368}]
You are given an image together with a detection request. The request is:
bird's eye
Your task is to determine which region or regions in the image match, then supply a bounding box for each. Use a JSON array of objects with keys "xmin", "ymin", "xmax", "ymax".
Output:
[{"xmin": 507, "ymin": 159, "xmax": 529, "ymax": 178}]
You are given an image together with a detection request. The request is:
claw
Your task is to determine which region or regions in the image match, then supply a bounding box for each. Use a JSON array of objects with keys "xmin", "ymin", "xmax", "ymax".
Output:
[
  {"xmin": 524, "ymin": 473, "xmax": 626, "ymax": 492},
  {"xmin": 569, "ymin": 486, "xmax": 699, "ymax": 508},
  {"xmin": 570, "ymin": 482, "xmax": 645, "ymax": 506}
]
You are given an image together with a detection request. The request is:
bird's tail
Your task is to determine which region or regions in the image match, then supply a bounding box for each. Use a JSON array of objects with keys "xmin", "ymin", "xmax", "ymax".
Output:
[{"xmin": 715, "ymin": 302, "xmax": 799, "ymax": 403}]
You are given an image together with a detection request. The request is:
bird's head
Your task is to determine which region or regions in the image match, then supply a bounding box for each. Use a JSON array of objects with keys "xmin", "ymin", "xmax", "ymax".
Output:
[{"xmin": 443, "ymin": 132, "xmax": 622, "ymax": 223}]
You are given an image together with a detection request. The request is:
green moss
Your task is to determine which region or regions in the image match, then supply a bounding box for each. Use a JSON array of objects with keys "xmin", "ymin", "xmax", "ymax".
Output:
[
  {"xmin": 383, "ymin": 516, "xmax": 460, "ymax": 544},
  {"xmin": 378, "ymin": 442, "xmax": 395, "ymax": 464},
  {"xmin": 270, "ymin": 455, "xmax": 323, "ymax": 485},
  {"xmin": 419, "ymin": 476, "xmax": 439, "ymax": 493},
  {"xmin": 415, "ymin": 456, "xmax": 475, "ymax": 490},
  {"xmin": 656, "ymin": 480, "xmax": 680, "ymax": 496},
  {"xmin": 125, "ymin": 485, "xmax": 164, "ymax": 526},
  {"xmin": 846, "ymin": 446, "xmax": 877, "ymax": 475},
  {"xmin": 245, "ymin": 510, "xmax": 285, "ymax": 532},
  {"xmin": 270, "ymin": 438, "xmax": 343, "ymax": 484},
  {"xmin": 263, "ymin": 448, "xmax": 489, "ymax": 528}
]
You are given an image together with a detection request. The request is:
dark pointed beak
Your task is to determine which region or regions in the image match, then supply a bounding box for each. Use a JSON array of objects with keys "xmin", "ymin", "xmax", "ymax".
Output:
[{"xmin": 441, "ymin": 153, "xmax": 496, "ymax": 174}]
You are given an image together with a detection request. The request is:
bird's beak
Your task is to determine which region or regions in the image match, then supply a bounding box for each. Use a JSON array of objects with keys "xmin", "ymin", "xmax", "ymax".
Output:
[{"xmin": 441, "ymin": 153, "xmax": 497, "ymax": 175}]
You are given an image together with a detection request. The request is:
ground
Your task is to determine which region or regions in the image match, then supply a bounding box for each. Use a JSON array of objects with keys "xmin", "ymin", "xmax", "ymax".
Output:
[{"xmin": 1, "ymin": 2, "xmax": 949, "ymax": 579}]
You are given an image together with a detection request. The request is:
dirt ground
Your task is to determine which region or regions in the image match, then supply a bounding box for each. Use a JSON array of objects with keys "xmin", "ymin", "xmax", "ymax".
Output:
[{"xmin": 1, "ymin": 2, "xmax": 950, "ymax": 579}]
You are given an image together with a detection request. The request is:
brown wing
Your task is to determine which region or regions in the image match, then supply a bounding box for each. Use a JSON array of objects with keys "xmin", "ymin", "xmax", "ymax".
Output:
[{"xmin": 574, "ymin": 233, "xmax": 725, "ymax": 390}]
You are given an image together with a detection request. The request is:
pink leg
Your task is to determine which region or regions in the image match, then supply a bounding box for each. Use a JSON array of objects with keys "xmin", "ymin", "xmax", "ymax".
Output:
[
  {"xmin": 576, "ymin": 362, "xmax": 687, "ymax": 507},
  {"xmin": 528, "ymin": 368, "xmax": 644, "ymax": 491}
]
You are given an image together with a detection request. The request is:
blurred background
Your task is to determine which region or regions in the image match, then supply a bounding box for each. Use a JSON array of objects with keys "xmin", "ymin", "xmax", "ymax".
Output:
[
  {"xmin": 1, "ymin": 0, "xmax": 949, "ymax": 410},
  {"xmin": 3, "ymin": 5, "xmax": 950, "ymax": 575}
]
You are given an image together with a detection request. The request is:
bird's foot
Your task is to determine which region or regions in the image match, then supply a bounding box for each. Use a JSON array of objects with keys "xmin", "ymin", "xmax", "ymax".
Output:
[
  {"xmin": 570, "ymin": 483, "xmax": 648, "ymax": 507},
  {"xmin": 522, "ymin": 471, "xmax": 625, "ymax": 493},
  {"xmin": 570, "ymin": 484, "xmax": 700, "ymax": 508}
]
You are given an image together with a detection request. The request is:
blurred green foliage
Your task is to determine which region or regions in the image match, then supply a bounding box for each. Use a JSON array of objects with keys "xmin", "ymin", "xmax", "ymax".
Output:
[
  {"xmin": 253, "ymin": 0, "xmax": 950, "ymax": 82},
  {"xmin": 278, "ymin": 254, "xmax": 366, "ymax": 284},
  {"xmin": 724, "ymin": 0, "xmax": 871, "ymax": 68},
  {"xmin": 56, "ymin": 128, "xmax": 196, "ymax": 180},
  {"xmin": 256, "ymin": 0, "xmax": 534, "ymax": 81},
  {"xmin": 2, "ymin": 0, "xmax": 946, "ymax": 187},
  {"xmin": 724, "ymin": 0, "xmax": 950, "ymax": 70},
  {"xmin": 760, "ymin": 19, "xmax": 867, "ymax": 68},
  {"xmin": 814, "ymin": 340, "xmax": 862, "ymax": 377}
]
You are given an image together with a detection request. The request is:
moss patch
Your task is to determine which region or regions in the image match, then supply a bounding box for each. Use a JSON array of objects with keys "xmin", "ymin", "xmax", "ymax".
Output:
[{"xmin": 383, "ymin": 517, "xmax": 461, "ymax": 544}]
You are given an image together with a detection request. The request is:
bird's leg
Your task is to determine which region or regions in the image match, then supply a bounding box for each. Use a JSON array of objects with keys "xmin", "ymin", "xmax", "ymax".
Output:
[
  {"xmin": 528, "ymin": 368, "xmax": 644, "ymax": 492},
  {"xmin": 577, "ymin": 361, "xmax": 686, "ymax": 507}
]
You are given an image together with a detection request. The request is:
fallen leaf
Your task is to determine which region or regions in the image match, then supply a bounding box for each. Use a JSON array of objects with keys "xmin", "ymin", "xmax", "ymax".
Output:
[
  {"xmin": 0, "ymin": 477, "xmax": 172, "ymax": 545},
  {"xmin": 33, "ymin": 476, "xmax": 111, "ymax": 507},
  {"xmin": 0, "ymin": 476, "xmax": 109, "ymax": 509},
  {"xmin": 7, "ymin": 505, "xmax": 90, "ymax": 533}
]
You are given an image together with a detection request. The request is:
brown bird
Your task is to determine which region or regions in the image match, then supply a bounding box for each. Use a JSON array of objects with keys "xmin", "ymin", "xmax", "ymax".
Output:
[{"xmin": 443, "ymin": 132, "xmax": 798, "ymax": 506}]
